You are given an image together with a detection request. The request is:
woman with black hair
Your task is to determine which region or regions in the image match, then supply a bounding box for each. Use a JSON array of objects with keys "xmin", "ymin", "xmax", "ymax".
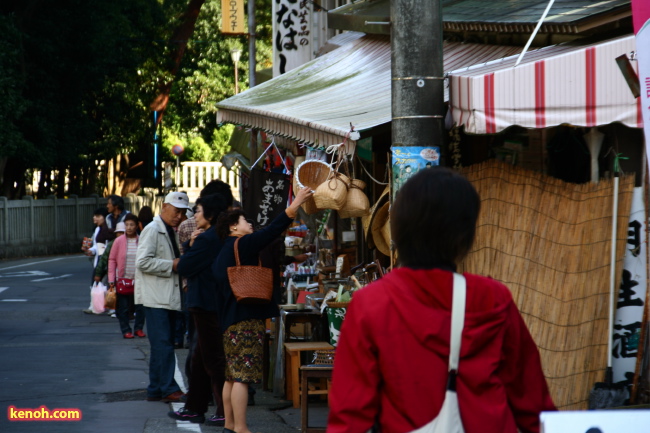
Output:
[
  {"xmin": 168, "ymin": 193, "xmax": 230, "ymax": 426},
  {"xmin": 213, "ymin": 187, "xmax": 313, "ymax": 433},
  {"xmin": 327, "ymin": 167, "xmax": 556, "ymax": 433}
]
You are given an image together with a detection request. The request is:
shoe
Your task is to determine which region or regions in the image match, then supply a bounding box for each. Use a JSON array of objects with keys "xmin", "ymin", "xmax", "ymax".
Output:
[
  {"xmin": 167, "ymin": 407, "xmax": 205, "ymax": 423},
  {"xmin": 123, "ymin": 332, "xmax": 134, "ymax": 339},
  {"xmin": 135, "ymin": 329, "xmax": 146, "ymax": 338},
  {"xmin": 146, "ymin": 396, "xmax": 161, "ymax": 401},
  {"xmin": 223, "ymin": 429, "xmax": 236, "ymax": 433},
  {"xmin": 204, "ymin": 414, "xmax": 225, "ymax": 426},
  {"xmin": 110, "ymin": 313, "xmax": 117, "ymax": 318},
  {"xmin": 161, "ymin": 391, "xmax": 186, "ymax": 403},
  {"xmin": 247, "ymin": 393, "xmax": 255, "ymax": 407},
  {"xmin": 82, "ymin": 308, "xmax": 93, "ymax": 314}
]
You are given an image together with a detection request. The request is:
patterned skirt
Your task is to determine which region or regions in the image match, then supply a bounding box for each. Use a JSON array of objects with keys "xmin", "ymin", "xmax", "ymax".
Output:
[{"xmin": 223, "ymin": 319, "xmax": 265, "ymax": 383}]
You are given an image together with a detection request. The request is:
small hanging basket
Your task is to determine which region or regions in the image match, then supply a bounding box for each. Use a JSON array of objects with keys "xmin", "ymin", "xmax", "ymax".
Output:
[
  {"xmin": 338, "ymin": 179, "xmax": 370, "ymax": 218},
  {"xmin": 314, "ymin": 172, "xmax": 350, "ymax": 211}
]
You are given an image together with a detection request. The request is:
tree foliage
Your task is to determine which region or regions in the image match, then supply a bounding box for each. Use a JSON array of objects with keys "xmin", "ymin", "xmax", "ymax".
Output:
[{"xmin": 0, "ymin": 0, "xmax": 273, "ymax": 198}]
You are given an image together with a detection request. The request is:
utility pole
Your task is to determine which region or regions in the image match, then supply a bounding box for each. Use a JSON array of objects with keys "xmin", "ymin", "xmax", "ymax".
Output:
[
  {"xmin": 390, "ymin": 0, "xmax": 445, "ymax": 161},
  {"xmin": 248, "ymin": 0, "xmax": 256, "ymax": 88}
]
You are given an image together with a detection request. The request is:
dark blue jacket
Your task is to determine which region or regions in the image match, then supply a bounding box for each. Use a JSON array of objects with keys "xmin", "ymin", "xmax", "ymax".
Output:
[
  {"xmin": 178, "ymin": 226, "xmax": 223, "ymax": 312},
  {"xmin": 213, "ymin": 211, "xmax": 293, "ymax": 331}
]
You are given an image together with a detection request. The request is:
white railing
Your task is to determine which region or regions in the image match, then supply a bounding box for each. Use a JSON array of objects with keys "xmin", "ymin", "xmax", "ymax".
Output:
[{"xmin": 163, "ymin": 161, "xmax": 241, "ymax": 202}]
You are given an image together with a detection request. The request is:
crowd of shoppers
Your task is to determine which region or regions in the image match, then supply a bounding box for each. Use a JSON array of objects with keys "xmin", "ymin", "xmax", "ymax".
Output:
[{"xmin": 80, "ymin": 169, "xmax": 553, "ymax": 433}]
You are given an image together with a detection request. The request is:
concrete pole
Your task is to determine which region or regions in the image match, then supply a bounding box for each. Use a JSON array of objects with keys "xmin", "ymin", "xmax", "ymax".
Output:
[{"xmin": 391, "ymin": 0, "xmax": 445, "ymax": 161}]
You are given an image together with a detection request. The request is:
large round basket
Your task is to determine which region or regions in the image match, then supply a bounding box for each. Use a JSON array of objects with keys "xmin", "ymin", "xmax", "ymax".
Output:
[
  {"xmin": 339, "ymin": 179, "xmax": 369, "ymax": 218},
  {"xmin": 296, "ymin": 160, "xmax": 332, "ymax": 215}
]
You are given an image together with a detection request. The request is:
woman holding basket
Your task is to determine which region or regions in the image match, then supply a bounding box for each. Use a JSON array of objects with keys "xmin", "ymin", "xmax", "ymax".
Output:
[{"xmin": 213, "ymin": 186, "xmax": 313, "ymax": 433}]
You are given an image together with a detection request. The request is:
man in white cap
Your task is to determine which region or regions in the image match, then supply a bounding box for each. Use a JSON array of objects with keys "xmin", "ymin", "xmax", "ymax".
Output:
[{"xmin": 135, "ymin": 191, "xmax": 191, "ymax": 403}]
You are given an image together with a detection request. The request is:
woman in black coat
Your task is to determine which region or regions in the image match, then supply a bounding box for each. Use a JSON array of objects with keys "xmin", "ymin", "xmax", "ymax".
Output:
[
  {"xmin": 169, "ymin": 193, "xmax": 229, "ymax": 426},
  {"xmin": 213, "ymin": 186, "xmax": 312, "ymax": 433}
]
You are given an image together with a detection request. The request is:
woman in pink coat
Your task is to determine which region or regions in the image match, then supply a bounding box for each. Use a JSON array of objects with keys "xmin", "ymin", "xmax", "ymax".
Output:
[
  {"xmin": 109, "ymin": 214, "xmax": 146, "ymax": 339},
  {"xmin": 327, "ymin": 167, "xmax": 556, "ymax": 433}
]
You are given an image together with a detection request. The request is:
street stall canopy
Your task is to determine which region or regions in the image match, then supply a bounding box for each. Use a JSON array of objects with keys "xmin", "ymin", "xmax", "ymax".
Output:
[
  {"xmin": 448, "ymin": 34, "xmax": 641, "ymax": 134},
  {"xmin": 216, "ymin": 33, "xmax": 522, "ymax": 150}
]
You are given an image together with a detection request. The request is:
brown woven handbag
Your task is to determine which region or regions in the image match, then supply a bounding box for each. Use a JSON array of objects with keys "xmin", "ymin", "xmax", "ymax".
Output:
[{"xmin": 227, "ymin": 237, "xmax": 274, "ymax": 304}]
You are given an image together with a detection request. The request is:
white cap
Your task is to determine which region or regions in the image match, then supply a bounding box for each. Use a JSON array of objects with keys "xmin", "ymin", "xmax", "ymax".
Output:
[
  {"xmin": 164, "ymin": 191, "xmax": 191, "ymax": 209},
  {"xmin": 115, "ymin": 222, "xmax": 126, "ymax": 233}
]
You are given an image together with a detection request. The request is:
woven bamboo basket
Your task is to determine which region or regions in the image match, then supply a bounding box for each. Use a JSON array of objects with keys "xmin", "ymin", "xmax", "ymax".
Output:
[
  {"xmin": 314, "ymin": 172, "xmax": 350, "ymax": 211},
  {"xmin": 326, "ymin": 300, "xmax": 350, "ymax": 308},
  {"xmin": 339, "ymin": 179, "xmax": 370, "ymax": 218},
  {"xmin": 313, "ymin": 349, "xmax": 336, "ymax": 365},
  {"xmin": 296, "ymin": 160, "xmax": 331, "ymax": 215}
]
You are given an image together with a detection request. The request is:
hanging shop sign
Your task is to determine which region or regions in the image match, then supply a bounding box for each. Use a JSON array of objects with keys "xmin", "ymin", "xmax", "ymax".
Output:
[
  {"xmin": 221, "ymin": 0, "xmax": 246, "ymax": 34},
  {"xmin": 272, "ymin": 0, "xmax": 312, "ymax": 76},
  {"xmin": 612, "ymin": 186, "xmax": 647, "ymax": 387},
  {"xmin": 391, "ymin": 146, "xmax": 440, "ymax": 199},
  {"xmin": 244, "ymin": 168, "xmax": 290, "ymax": 229},
  {"xmin": 357, "ymin": 137, "xmax": 373, "ymax": 162}
]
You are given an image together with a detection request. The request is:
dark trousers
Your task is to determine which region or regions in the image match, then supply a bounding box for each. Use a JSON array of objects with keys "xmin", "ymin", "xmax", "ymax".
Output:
[
  {"xmin": 116, "ymin": 293, "xmax": 145, "ymax": 334},
  {"xmin": 144, "ymin": 307, "xmax": 181, "ymax": 398},
  {"xmin": 185, "ymin": 308, "xmax": 225, "ymax": 416}
]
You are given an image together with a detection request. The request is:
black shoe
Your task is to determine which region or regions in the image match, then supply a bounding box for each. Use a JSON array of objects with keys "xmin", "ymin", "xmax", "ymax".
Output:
[
  {"xmin": 204, "ymin": 414, "xmax": 225, "ymax": 426},
  {"xmin": 167, "ymin": 407, "xmax": 205, "ymax": 423},
  {"xmin": 247, "ymin": 393, "xmax": 255, "ymax": 406}
]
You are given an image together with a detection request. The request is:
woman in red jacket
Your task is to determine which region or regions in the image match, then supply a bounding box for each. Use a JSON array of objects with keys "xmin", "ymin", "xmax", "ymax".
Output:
[{"xmin": 327, "ymin": 167, "xmax": 556, "ymax": 433}]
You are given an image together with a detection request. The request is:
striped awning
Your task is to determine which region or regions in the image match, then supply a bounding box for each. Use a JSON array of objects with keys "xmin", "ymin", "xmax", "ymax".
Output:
[
  {"xmin": 216, "ymin": 34, "xmax": 521, "ymax": 150},
  {"xmin": 448, "ymin": 34, "xmax": 641, "ymax": 134}
]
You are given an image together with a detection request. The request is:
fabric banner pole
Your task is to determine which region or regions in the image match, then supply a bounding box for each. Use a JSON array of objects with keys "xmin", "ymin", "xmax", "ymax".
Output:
[{"xmin": 632, "ymin": 1, "xmax": 650, "ymax": 164}]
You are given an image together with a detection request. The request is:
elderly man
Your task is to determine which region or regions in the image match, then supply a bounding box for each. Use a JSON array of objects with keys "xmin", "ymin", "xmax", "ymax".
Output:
[{"xmin": 135, "ymin": 191, "xmax": 191, "ymax": 403}]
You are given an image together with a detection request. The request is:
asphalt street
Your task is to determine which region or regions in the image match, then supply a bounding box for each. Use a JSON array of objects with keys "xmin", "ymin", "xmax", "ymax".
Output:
[{"xmin": 0, "ymin": 254, "xmax": 322, "ymax": 433}]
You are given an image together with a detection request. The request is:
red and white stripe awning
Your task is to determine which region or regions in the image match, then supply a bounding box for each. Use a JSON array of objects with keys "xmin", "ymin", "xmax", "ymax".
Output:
[{"xmin": 449, "ymin": 35, "xmax": 642, "ymax": 134}]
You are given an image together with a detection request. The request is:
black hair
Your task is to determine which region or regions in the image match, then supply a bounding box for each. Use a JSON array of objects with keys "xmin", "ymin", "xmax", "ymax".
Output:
[
  {"xmin": 137, "ymin": 206, "xmax": 154, "ymax": 227},
  {"xmin": 107, "ymin": 194, "xmax": 125, "ymax": 211},
  {"xmin": 124, "ymin": 213, "xmax": 139, "ymax": 225},
  {"xmin": 215, "ymin": 209, "xmax": 247, "ymax": 240},
  {"xmin": 93, "ymin": 207, "xmax": 108, "ymax": 217},
  {"xmin": 391, "ymin": 167, "xmax": 480, "ymax": 268},
  {"xmin": 200, "ymin": 179, "xmax": 234, "ymax": 208},
  {"xmin": 195, "ymin": 193, "xmax": 229, "ymax": 226}
]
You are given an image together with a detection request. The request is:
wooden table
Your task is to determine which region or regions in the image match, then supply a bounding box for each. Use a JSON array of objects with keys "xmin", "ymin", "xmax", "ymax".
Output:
[{"xmin": 284, "ymin": 341, "xmax": 333, "ymax": 408}]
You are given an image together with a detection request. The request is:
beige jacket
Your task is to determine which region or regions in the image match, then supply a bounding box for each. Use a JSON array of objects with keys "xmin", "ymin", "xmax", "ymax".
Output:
[{"xmin": 134, "ymin": 216, "xmax": 181, "ymax": 311}]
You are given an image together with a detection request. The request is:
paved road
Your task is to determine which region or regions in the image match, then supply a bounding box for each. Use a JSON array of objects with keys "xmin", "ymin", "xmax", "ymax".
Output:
[{"xmin": 0, "ymin": 254, "xmax": 313, "ymax": 433}]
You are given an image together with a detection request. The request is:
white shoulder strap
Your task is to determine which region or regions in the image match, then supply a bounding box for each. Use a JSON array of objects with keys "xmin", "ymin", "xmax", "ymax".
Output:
[{"xmin": 449, "ymin": 273, "xmax": 466, "ymax": 371}]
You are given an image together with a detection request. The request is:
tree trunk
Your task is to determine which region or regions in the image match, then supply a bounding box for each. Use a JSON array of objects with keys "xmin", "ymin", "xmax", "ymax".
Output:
[{"xmin": 150, "ymin": 0, "xmax": 206, "ymax": 124}]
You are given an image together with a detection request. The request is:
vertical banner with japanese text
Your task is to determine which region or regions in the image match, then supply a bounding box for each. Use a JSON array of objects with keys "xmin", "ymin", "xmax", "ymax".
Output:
[
  {"xmin": 612, "ymin": 187, "xmax": 647, "ymax": 387},
  {"xmin": 221, "ymin": 0, "xmax": 246, "ymax": 34},
  {"xmin": 244, "ymin": 168, "xmax": 290, "ymax": 229},
  {"xmin": 632, "ymin": 0, "xmax": 650, "ymax": 161},
  {"xmin": 272, "ymin": 0, "xmax": 313, "ymax": 76}
]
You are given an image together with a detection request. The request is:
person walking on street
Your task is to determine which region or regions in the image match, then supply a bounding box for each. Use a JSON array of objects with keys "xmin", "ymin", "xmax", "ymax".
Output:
[
  {"xmin": 106, "ymin": 194, "xmax": 129, "ymax": 229},
  {"xmin": 213, "ymin": 186, "xmax": 313, "ymax": 433},
  {"xmin": 109, "ymin": 214, "xmax": 146, "ymax": 339},
  {"xmin": 327, "ymin": 167, "xmax": 556, "ymax": 433},
  {"xmin": 82, "ymin": 207, "xmax": 112, "ymax": 314},
  {"xmin": 168, "ymin": 193, "xmax": 229, "ymax": 426},
  {"xmin": 135, "ymin": 191, "xmax": 191, "ymax": 403}
]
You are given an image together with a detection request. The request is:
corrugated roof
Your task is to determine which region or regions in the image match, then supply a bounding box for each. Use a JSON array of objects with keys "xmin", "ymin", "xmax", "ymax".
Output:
[
  {"xmin": 216, "ymin": 35, "xmax": 520, "ymax": 148},
  {"xmin": 328, "ymin": 0, "xmax": 631, "ymax": 34}
]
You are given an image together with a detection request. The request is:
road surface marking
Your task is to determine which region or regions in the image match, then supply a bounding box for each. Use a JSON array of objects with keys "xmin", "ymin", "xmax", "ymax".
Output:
[
  {"xmin": 0, "ymin": 258, "xmax": 69, "ymax": 271},
  {"xmin": 31, "ymin": 274, "xmax": 73, "ymax": 282},
  {"xmin": 0, "ymin": 287, "xmax": 8, "ymax": 294},
  {"xmin": 170, "ymin": 402, "xmax": 201, "ymax": 432},
  {"xmin": 1, "ymin": 271, "xmax": 50, "ymax": 278},
  {"xmin": 1, "ymin": 299, "xmax": 27, "ymax": 302}
]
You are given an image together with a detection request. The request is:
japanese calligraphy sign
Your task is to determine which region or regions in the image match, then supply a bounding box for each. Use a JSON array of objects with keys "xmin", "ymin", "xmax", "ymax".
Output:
[
  {"xmin": 243, "ymin": 168, "xmax": 290, "ymax": 229},
  {"xmin": 221, "ymin": 0, "xmax": 246, "ymax": 34},
  {"xmin": 272, "ymin": 0, "xmax": 312, "ymax": 76},
  {"xmin": 612, "ymin": 187, "xmax": 647, "ymax": 387}
]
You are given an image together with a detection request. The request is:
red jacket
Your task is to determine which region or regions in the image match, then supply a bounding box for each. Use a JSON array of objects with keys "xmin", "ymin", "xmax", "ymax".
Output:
[{"xmin": 327, "ymin": 268, "xmax": 556, "ymax": 433}]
